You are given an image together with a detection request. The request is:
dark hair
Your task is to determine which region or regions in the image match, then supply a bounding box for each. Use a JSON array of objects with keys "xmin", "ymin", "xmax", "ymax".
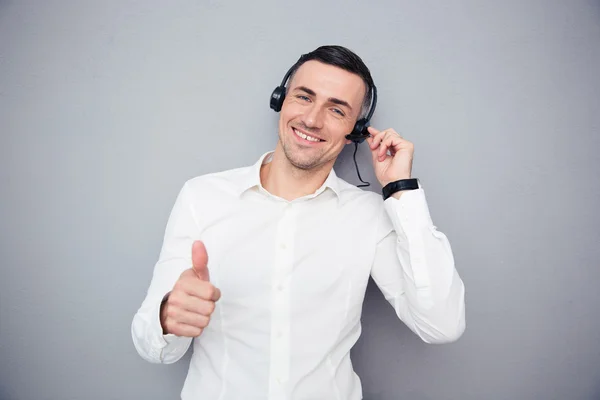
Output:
[{"xmin": 286, "ymin": 45, "xmax": 375, "ymax": 118}]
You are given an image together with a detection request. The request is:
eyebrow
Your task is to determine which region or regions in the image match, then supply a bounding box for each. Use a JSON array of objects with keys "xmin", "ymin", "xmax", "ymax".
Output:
[{"xmin": 293, "ymin": 86, "xmax": 353, "ymax": 112}]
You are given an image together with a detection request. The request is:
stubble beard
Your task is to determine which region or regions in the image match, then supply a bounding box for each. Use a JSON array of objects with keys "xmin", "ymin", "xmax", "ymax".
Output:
[{"xmin": 281, "ymin": 137, "xmax": 324, "ymax": 170}]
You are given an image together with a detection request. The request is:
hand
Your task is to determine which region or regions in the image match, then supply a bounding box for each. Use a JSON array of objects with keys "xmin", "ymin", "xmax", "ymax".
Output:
[
  {"xmin": 160, "ymin": 240, "xmax": 221, "ymax": 337},
  {"xmin": 366, "ymin": 126, "xmax": 414, "ymax": 187}
]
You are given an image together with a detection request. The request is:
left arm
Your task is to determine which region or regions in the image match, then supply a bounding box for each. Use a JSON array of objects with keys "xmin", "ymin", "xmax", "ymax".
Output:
[
  {"xmin": 366, "ymin": 126, "xmax": 466, "ymax": 343},
  {"xmin": 371, "ymin": 187, "xmax": 466, "ymax": 343}
]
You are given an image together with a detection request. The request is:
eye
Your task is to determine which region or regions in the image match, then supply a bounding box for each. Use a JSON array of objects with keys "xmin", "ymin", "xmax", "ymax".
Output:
[
  {"xmin": 297, "ymin": 95, "xmax": 311, "ymax": 102},
  {"xmin": 332, "ymin": 108, "xmax": 345, "ymax": 117}
]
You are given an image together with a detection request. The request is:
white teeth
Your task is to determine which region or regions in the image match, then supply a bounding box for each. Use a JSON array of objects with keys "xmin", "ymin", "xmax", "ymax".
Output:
[{"xmin": 294, "ymin": 128, "xmax": 321, "ymax": 142}]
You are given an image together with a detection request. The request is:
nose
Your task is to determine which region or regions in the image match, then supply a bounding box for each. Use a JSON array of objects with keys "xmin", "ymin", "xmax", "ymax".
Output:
[{"xmin": 302, "ymin": 103, "xmax": 325, "ymax": 129}]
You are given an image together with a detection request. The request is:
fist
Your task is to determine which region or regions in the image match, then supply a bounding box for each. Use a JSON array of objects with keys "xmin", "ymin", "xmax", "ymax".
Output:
[{"xmin": 160, "ymin": 240, "xmax": 221, "ymax": 337}]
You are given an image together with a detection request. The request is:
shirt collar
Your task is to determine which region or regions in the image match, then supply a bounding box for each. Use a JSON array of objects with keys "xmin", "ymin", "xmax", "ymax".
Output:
[{"xmin": 237, "ymin": 151, "xmax": 341, "ymax": 200}]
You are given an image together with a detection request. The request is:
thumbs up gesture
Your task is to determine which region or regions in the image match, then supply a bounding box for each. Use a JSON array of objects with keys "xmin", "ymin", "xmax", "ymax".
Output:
[{"xmin": 160, "ymin": 241, "xmax": 221, "ymax": 337}]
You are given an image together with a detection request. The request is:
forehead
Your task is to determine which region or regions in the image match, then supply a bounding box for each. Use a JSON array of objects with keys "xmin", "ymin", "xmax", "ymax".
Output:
[{"xmin": 289, "ymin": 60, "xmax": 366, "ymax": 105}]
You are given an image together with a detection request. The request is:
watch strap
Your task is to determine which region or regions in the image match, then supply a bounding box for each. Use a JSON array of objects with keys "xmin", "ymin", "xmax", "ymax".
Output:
[{"xmin": 382, "ymin": 178, "xmax": 419, "ymax": 200}]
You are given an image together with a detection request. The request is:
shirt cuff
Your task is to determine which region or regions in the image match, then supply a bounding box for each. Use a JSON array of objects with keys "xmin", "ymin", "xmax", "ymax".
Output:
[
  {"xmin": 383, "ymin": 188, "xmax": 434, "ymax": 240},
  {"xmin": 147, "ymin": 299, "xmax": 167, "ymax": 349},
  {"xmin": 146, "ymin": 294, "xmax": 189, "ymax": 362}
]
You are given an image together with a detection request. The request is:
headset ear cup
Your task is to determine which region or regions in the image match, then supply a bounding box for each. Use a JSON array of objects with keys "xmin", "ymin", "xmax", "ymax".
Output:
[
  {"xmin": 270, "ymin": 86, "xmax": 286, "ymax": 112},
  {"xmin": 355, "ymin": 119, "xmax": 367, "ymax": 136},
  {"xmin": 345, "ymin": 119, "xmax": 370, "ymax": 143}
]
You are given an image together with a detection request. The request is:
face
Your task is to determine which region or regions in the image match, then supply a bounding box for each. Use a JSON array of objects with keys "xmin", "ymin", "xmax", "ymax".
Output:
[{"xmin": 277, "ymin": 60, "xmax": 366, "ymax": 171}]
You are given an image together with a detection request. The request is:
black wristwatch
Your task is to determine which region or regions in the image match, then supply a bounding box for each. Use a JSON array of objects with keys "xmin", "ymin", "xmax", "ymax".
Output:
[{"xmin": 382, "ymin": 178, "xmax": 419, "ymax": 200}]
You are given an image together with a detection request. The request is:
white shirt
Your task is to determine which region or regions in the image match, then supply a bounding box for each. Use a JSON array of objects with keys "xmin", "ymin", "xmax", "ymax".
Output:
[{"xmin": 131, "ymin": 151, "xmax": 465, "ymax": 400}]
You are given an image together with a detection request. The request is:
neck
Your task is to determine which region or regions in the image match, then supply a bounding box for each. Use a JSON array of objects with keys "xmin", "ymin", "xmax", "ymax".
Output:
[{"xmin": 260, "ymin": 142, "xmax": 334, "ymax": 201}]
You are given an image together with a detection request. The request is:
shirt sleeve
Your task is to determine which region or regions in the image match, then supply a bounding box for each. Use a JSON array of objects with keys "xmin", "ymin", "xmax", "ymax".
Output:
[
  {"xmin": 370, "ymin": 187, "xmax": 466, "ymax": 344},
  {"xmin": 131, "ymin": 182, "xmax": 197, "ymax": 363}
]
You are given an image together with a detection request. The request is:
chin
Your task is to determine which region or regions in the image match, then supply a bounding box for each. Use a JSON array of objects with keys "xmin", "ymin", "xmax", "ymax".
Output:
[
  {"xmin": 283, "ymin": 147, "xmax": 319, "ymax": 170},
  {"xmin": 283, "ymin": 141, "xmax": 340, "ymax": 171}
]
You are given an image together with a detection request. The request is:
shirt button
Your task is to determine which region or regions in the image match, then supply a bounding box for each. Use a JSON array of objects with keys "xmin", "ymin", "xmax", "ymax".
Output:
[
  {"xmin": 277, "ymin": 331, "xmax": 283, "ymax": 338},
  {"xmin": 276, "ymin": 377, "xmax": 282, "ymax": 384},
  {"xmin": 279, "ymin": 243, "xmax": 287, "ymax": 250},
  {"xmin": 277, "ymin": 284, "xmax": 284, "ymax": 291}
]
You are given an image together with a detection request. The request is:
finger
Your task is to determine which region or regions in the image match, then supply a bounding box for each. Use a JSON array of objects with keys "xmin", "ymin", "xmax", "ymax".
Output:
[
  {"xmin": 367, "ymin": 126, "xmax": 380, "ymax": 146},
  {"xmin": 378, "ymin": 134, "xmax": 393, "ymax": 159},
  {"xmin": 170, "ymin": 292, "xmax": 216, "ymax": 315},
  {"xmin": 373, "ymin": 131, "xmax": 389, "ymax": 150},
  {"xmin": 169, "ymin": 308, "xmax": 211, "ymax": 328},
  {"xmin": 378, "ymin": 134, "xmax": 405, "ymax": 160},
  {"xmin": 367, "ymin": 127, "xmax": 385, "ymax": 149},
  {"xmin": 182, "ymin": 279, "xmax": 221, "ymax": 302},
  {"xmin": 212, "ymin": 287, "xmax": 222, "ymax": 302},
  {"xmin": 374, "ymin": 131, "xmax": 392, "ymax": 158},
  {"xmin": 192, "ymin": 240, "xmax": 210, "ymax": 281},
  {"xmin": 367, "ymin": 126, "xmax": 380, "ymax": 135},
  {"xmin": 369, "ymin": 131, "xmax": 388, "ymax": 161},
  {"xmin": 168, "ymin": 322, "xmax": 203, "ymax": 337}
]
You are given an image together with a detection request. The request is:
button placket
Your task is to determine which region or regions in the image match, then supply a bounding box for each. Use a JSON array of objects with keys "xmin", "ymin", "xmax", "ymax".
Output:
[{"xmin": 268, "ymin": 203, "xmax": 296, "ymax": 398}]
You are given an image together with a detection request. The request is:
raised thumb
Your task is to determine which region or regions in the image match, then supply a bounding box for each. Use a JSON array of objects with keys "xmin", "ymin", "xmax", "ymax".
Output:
[{"xmin": 191, "ymin": 240, "xmax": 210, "ymax": 281}]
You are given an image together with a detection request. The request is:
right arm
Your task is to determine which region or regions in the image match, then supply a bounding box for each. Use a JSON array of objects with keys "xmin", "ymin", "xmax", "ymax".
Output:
[{"xmin": 131, "ymin": 182, "xmax": 215, "ymax": 364}]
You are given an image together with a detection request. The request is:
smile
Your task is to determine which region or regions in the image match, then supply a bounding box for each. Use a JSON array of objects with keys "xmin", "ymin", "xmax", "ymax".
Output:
[{"xmin": 292, "ymin": 128, "xmax": 324, "ymax": 143}]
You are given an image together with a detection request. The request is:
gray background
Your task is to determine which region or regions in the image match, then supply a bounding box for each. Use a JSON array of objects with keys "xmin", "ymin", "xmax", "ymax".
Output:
[{"xmin": 1, "ymin": 1, "xmax": 599, "ymax": 399}]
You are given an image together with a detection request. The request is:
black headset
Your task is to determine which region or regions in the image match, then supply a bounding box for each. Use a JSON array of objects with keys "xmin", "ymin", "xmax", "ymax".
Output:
[{"xmin": 270, "ymin": 65, "xmax": 378, "ymax": 144}]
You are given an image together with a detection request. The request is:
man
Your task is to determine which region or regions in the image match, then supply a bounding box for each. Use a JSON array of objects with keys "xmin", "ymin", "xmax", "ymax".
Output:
[{"xmin": 132, "ymin": 45, "xmax": 465, "ymax": 400}]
